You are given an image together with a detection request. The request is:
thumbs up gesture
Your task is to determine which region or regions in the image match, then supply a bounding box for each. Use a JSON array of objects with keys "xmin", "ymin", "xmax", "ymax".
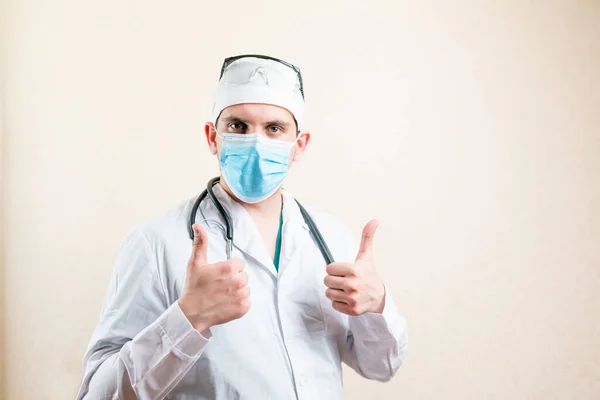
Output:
[
  {"xmin": 324, "ymin": 220, "xmax": 386, "ymax": 316},
  {"xmin": 178, "ymin": 224, "xmax": 251, "ymax": 332}
]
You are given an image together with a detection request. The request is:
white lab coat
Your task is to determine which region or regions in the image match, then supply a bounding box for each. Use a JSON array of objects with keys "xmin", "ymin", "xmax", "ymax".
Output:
[{"xmin": 77, "ymin": 184, "xmax": 408, "ymax": 400}]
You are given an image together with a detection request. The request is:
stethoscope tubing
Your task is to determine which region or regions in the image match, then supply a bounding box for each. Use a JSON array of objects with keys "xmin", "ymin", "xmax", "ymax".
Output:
[{"xmin": 188, "ymin": 177, "xmax": 334, "ymax": 264}]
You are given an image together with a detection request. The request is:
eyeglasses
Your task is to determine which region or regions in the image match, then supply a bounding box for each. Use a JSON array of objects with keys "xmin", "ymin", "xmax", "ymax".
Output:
[{"xmin": 219, "ymin": 54, "xmax": 305, "ymax": 100}]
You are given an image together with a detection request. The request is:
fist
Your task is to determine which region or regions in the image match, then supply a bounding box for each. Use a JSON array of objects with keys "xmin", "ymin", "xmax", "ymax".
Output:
[
  {"xmin": 178, "ymin": 224, "xmax": 250, "ymax": 332},
  {"xmin": 324, "ymin": 220, "xmax": 386, "ymax": 316}
]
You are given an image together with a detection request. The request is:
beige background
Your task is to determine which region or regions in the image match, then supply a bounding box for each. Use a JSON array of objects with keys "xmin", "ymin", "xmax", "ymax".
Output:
[
  {"xmin": 1, "ymin": 0, "xmax": 5, "ymax": 393},
  {"xmin": 2, "ymin": 1, "xmax": 600, "ymax": 399}
]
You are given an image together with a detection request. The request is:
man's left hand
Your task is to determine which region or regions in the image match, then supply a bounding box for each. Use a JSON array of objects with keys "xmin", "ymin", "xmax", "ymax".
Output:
[{"xmin": 324, "ymin": 220, "xmax": 386, "ymax": 316}]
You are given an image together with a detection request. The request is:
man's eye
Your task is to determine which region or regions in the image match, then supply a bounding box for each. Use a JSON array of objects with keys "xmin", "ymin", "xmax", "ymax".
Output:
[
  {"xmin": 267, "ymin": 126, "xmax": 282, "ymax": 134},
  {"xmin": 229, "ymin": 123, "xmax": 245, "ymax": 131}
]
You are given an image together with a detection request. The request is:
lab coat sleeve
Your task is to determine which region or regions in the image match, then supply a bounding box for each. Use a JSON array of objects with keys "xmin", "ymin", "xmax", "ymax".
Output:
[
  {"xmin": 342, "ymin": 289, "xmax": 408, "ymax": 382},
  {"xmin": 76, "ymin": 228, "xmax": 211, "ymax": 400}
]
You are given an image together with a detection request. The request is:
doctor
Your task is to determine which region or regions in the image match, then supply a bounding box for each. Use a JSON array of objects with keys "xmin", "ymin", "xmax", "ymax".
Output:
[{"xmin": 77, "ymin": 54, "xmax": 408, "ymax": 400}]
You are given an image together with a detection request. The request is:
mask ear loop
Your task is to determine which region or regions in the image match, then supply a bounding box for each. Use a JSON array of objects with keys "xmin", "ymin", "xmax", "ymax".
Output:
[
  {"xmin": 214, "ymin": 125, "xmax": 223, "ymax": 141},
  {"xmin": 293, "ymin": 130, "xmax": 304, "ymax": 146}
]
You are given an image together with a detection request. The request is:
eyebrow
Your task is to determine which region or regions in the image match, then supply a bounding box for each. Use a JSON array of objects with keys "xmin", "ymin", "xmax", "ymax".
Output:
[
  {"xmin": 265, "ymin": 119, "xmax": 292, "ymax": 128},
  {"xmin": 220, "ymin": 116, "xmax": 250, "ymax": 125}
]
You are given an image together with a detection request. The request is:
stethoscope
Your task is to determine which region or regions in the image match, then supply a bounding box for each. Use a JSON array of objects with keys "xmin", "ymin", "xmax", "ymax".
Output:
[{"xmin": 188, "ymin": 177, "xmax": 334, "ymax": 265}]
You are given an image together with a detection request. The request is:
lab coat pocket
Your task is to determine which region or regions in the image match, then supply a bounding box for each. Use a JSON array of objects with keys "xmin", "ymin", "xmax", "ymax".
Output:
[
  {"xmin": 297, "ymin": 260, "xmax": 330, "ymax": 340},
  {"xmin": 282, "ymin": 265, "xmax": 327, "ymax": 341},
  {"xmin": 296, "ymin": 295, "xmax": 327, "ymax": 340}
]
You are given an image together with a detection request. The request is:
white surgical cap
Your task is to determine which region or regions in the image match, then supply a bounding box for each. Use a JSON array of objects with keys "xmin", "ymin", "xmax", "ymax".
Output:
[{"xmin": 212, "ymin": 56, "xmax": 305, "ymax": 132}]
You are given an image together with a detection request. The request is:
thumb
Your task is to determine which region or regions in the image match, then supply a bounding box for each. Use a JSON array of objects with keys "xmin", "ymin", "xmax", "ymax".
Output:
[
  {"xmin": 191, "ymin": 223, "xmax": 209, "ymax": 265},
  {"xmin": 356, "ymin": 219, "xmax": 380, "ymax": 262}
]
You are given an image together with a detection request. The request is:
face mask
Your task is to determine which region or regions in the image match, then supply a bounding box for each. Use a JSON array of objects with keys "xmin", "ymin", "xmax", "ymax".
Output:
[{"xmin": 216, "ymin": 132, "xmax": 301, "ymax": 204}]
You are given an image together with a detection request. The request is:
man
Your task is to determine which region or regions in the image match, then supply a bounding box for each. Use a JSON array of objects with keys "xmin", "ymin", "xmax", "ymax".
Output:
[{"xmin": 77, "ymin": 54, "xmax": 408, "ymax": 400}]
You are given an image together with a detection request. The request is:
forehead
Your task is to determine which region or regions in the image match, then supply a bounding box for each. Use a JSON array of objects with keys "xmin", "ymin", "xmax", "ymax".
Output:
[{"xmin": 219, "ymin": 103, "xmax": 295, "ymax": 124}]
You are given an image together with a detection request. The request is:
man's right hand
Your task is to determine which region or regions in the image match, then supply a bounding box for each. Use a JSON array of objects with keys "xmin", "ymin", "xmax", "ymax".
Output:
[{"xmin": 178, "ymin": 223, "xmax": 250, "ymax": 332}]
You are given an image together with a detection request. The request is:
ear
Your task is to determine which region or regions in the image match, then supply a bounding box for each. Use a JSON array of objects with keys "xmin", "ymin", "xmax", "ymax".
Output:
[
  {"xmin": 292, "ymin": 132, "xmax": 311, "ymax": 162},
  {"xmin": 204, "ymin": 122, "xmax": 218, "ymax": 155}
]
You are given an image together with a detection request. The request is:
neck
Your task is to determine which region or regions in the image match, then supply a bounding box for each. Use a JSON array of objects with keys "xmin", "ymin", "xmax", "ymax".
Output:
[{"xmin": 219, "ymin": 178, "xmax": 283, "ymax": 219}]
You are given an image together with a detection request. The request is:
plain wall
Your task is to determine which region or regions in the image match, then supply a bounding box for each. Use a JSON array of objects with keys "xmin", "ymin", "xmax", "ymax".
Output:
[
  {"xmin": 1, "ymin": 0, "xmax": 7, "ymax": 391},
  {"xmin": 3, "ymin": 1, "xmax": 600, "ymax": 399}
]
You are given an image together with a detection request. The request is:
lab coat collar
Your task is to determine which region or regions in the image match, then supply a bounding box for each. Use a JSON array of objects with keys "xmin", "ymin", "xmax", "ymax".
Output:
[{"xmin": 211, "ymin": 184, "xmax": 310, "ymax": 278}]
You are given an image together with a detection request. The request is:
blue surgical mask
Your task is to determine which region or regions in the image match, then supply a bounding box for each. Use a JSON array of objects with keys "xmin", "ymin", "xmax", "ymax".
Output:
[{"xmin": 216, "ymin": 132, "xmax": 300, "ymax": 204}]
